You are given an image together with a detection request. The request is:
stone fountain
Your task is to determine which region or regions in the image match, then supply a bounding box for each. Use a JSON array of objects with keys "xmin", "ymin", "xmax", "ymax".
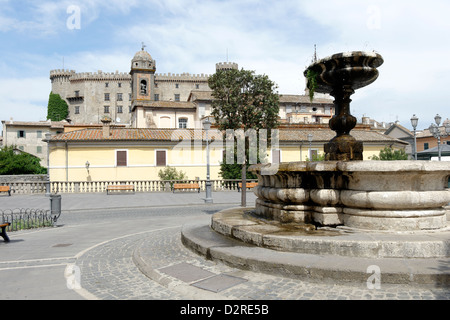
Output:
[{"xmin": 182, "ymin": 51, "xmax": 450, "ymax": 285}]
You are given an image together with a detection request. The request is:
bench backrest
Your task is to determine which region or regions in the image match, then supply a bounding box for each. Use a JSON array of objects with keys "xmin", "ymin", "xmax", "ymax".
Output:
[{"xmin": 0, "ymin": 186, "xmax": 10, "ymax": 191}]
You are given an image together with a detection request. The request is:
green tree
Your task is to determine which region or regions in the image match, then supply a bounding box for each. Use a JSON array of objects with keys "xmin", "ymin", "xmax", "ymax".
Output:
[
  {"xmin": 47, "ymin": 92, "xmax": 69, "ymax": 121},
  {"xmin": 158, "ymin": 167, "xmax": 187, "ymax": 181},
  {"xmin": 0, "ymin": 146, "xmax": 47, "ymax": 175},
  {"xmin": 370, "ymin": 147, "xmax": 408, "ymax": 160},
  {"xmin": 208, "ymin": 68, "xmax": 280, "ymax": 180}
]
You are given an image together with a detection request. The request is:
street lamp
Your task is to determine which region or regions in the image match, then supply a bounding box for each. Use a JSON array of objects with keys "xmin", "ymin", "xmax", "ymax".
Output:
[
  {"xmin": 429, "ymin": 114, "xmax": 450, "ymax": 161},
  {"xmin": 410, "ymin": 114, "xmax": 418, "ymax": 160},
  {"xmin": 203, "ymin": 119, "xmax": 213, "ymax": 203},
  {"xmin": 307, "ymin": 133, "xmax": 313, "ymax": 160},
  {"xmin": 44, "ymin": 132, "xmax": 52, "ymax": 196},
  {"xmin": 85, "ymin": 161, "xmax": 90, "ymax": 173}
]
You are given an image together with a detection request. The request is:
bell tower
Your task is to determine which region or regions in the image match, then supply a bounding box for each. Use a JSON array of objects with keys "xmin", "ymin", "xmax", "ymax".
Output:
[{"xmin": 130, "ymin": 44, "xmax": 156, "ymax": 127}]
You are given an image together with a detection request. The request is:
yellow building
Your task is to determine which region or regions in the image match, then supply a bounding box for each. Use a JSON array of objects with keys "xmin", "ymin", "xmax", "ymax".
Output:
[{"xmin": 47, "ymin": 121, "xmax": 407, "ymax": 185}]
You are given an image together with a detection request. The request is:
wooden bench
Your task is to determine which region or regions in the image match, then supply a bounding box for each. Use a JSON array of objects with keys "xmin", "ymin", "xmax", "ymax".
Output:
[
  {"xmin": 106, "ymin": 184, "xmax": 135, "ymax": 195},
  {"xmin": 173, "ymin": 183, "xmax": 200, "ymax": 193},
  {"xmin": 238, "ymin": 182, "xmax": 258, "ymax": 192},
  {"xmin": 0, "ymin": 186, "xmax": 11, "ymax": 196},
  {"xmin": 0, "ymin": 223, "xmax": 11, "ymax": 242}
]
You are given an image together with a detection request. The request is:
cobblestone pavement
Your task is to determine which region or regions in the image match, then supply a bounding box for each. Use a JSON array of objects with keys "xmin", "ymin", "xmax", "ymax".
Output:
[
  {"xmin": 76, "ymin": 226, "xmax": 450, "ymax": 300},
  {"xmin": 1, "ymin": 193, "xmax": 449, "ymax": 301}
]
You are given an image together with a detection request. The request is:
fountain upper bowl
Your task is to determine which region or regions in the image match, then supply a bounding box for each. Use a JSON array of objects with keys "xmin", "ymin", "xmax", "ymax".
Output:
[{"xmin": 304, "ymin": 51, "xmax": 384, "ymax": 93}]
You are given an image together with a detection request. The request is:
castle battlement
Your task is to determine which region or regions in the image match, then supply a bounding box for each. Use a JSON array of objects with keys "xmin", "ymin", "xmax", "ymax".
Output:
[
  {"xmin": 70, "ymin": 70, "xmax": 131, "ymax": 81},
  {"xmin": 216, "ymin": 62, "xmax": 238, "ymax": 71},
  {"xmin": 50, "ymin": 69, "xmax": 131, "ymax": 81},
  {"xmin": 50, "ymin": 69, "xmax": 76, "ymax": 79},
  {"xmin": 155, "ymin": 72, "xmax": 210, "ymax": 82}
]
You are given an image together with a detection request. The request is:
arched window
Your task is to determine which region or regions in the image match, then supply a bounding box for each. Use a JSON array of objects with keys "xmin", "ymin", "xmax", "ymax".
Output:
[{"xmin": 140, "ymin": 79, "xmax": 147, "ymax": 95}]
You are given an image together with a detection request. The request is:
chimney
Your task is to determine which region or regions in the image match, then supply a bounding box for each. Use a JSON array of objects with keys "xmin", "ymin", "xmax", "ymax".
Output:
[{"xmin": 101, "ymin": 116, "xmax": 112, "ymax": 139}]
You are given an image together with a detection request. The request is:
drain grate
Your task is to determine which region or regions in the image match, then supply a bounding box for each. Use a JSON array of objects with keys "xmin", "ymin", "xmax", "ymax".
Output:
[
  {"xmin": 192, "ymin": 274, "xmax": 247, "ymax": 293},
  {"xmin": 158, "ymin": 262, "xmax": 215, "ymax": 283}
]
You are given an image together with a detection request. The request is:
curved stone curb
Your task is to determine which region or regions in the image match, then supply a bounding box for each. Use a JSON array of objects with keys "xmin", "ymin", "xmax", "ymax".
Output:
[
  {"xmin": 211, "ymin": 207, "xmax": 450, "ymax": 259},
  {"xmin": 181, "ymin": 223, "xmax": 450, "ymax": 286},
  {"xmin": 132, "ymin": 239, "xmax": 230, "ymax": 300}
]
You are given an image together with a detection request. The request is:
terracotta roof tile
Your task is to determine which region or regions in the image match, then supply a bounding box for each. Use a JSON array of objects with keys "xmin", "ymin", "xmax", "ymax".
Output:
[{"xmin": 50, "ymin": 127, "xmax": 406, "ymax": 145}]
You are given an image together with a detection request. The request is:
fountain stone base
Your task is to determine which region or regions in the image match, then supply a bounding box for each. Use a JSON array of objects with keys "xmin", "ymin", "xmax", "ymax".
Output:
[{"xmin": 250, "ymin": 161, "xmax": 450, "ymax": 232}]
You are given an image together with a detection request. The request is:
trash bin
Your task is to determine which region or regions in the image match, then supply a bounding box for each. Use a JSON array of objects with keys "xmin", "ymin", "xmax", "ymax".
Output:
[{"xmin": 50, "ymin": 194, "xmax": 61, "ymax": 223}]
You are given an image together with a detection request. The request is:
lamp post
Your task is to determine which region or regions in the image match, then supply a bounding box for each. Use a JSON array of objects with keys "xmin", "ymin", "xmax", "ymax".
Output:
[
  {"xmin": 429, "ymin": 114, "xmax": 450, "ymax": 161},
  {"xmin": 410, "ymin": 114, "xmax": 418, "ymax": 160},
  {"xmin": 44, "ymin": 132, "xmax": 52, "ymax": 196},
  {"xmin": 307, "ymin": 133, "xmax": 313, "ymax": 160},
  {"xmin": 203, "ymin": 119, "xmax": 213, "ymax": 203}
]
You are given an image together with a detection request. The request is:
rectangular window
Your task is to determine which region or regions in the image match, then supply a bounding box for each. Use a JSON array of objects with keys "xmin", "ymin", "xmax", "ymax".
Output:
[
  {"xmin": 129, "ymin": 93, "xmax": 132, "ymax": 101},
  {"xmin": 174, "ymin": 94, "xmax": 180, "ymax": 102},
  {"xmin": 17, "ymin": 130, "xmax": 26, "ymax": 138},
  {"xmin": 118, "ymin": 83, "xmax": 122, "ymax": 88},
  {"xmin": 175, "ymin": 83, "xmax": 179, "ymax": 88},
  {"xmin": 104, "ymin": 93, "xmax": 110, "ymax": 101},
  {"xmin": 105, "ymin": 82, "xmax": 109, "ymax": 88},
  {"xmin": 154, "ymin": 94, "xmax": 159, "ymax": 101},
  {"xmin": 104, "ymin": 106, "xmax": 110, "ymax": 113},
  {"xmin": 156, "ymin": 150, "xmax": 167, "ymax": 167},
  {"xmin": 424, "ymin": 143, "xmax": 429, "ymax": 150},
  {"xmin": 37, "ymin": 131, "xmax": 42, "ymax": 138},
  {"xmin": 117, "ymin": 106, "xmax": 123, "ymax": 113},
  {"xmin": 195, "ymin": 84, "xmax": 199, "ymax": 89},
  {"xmin": 117, "ymin": 93, "xmax": 123, "ymax": 101},
  {"xmin": 37, "ymin": 146, "xmax": 42, "ymax": 154},
  {"xmin": 116, "ymin": 150, "xmax": 127, "ymax": 167},
  {"xmin": 75, "ymin": 106, "xmax": 80, "ymax": 114},
  {"xmin": 178, "ymin": 118, "xmax": 188, "ymax": 129}
]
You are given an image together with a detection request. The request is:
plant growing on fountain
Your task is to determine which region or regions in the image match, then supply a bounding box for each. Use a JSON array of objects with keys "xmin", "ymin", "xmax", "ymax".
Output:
[{"xmin": 306, "ymin": 69, "xmax": 319, "ymax": 102}]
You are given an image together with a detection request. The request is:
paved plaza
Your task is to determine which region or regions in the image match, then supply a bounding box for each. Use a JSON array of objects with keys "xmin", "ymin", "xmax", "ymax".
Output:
[{"xmin": 0, "ymin": 191, "xmax": 449, "ymax": 303}]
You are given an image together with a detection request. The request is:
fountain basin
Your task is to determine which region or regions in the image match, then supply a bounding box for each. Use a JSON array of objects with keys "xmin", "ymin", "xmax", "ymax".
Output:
[{"xmin": 250, "ymin": 161, "xmax": 450, "ymax": 231}]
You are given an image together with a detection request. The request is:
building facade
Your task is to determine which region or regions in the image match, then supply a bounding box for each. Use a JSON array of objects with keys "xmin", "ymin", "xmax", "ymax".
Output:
[{"xmin": 50, "ymin": 48, "xmax": 335, "ymax": 129}]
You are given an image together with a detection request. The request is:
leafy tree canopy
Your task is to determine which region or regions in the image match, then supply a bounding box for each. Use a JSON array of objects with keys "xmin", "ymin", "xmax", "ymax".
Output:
[
  {"xmin": 208, "ymin": 68, "xmax": 280, "ymax": 179},
  {"xmin": 47, "ymin": 92, "xmax": 69, "ymax": 121},
  {"xmin": 370, "ymin": 147, "xmax": 408, "ymax": 160},
  {"xmin": 0, "ymin": 146, "xmax": 47, "ymax": 175}
]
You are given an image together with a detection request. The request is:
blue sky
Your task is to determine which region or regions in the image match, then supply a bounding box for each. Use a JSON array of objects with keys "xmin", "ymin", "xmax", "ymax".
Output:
[{"xmin": 1, "ymin": 0, "xmax": 450, "ymax": 132}]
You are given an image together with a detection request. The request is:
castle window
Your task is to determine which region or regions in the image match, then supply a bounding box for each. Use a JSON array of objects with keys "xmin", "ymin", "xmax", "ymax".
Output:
[
  {"xmin": 105, "ymin": 82, "xmax": 109, "ymax": 88},
  {"xmin": 104, "ymin": 93, "xmax": 110, "ymax": 101},
  {"xmin": 195, "ymin": 84, "xmax": 200, "ymax": 89},
  {"xmin": 118, "ymin": 83, "xmax": 122, "ymax": 88},
  {"xmin": 129, "ymin": 106, "xmax": 132, "ymax": 113},
  {"xmin": 140, "ymin": 80, "xmax": 148, "ymax": 95},
  {"xmin": 75, "ymin": 106, "xmax": 80, "ymax": 114},
  {"xmin": 175, "ymin": 83, "xmax": 179, "ymax": 89},
  {"xmin": 129, "ymin": 93, "xmax": 132, "ymax": 101},
  {"xmin": 117, "ymin": 93, "xmax": 123, "ymax": 101},
  {"xmin": 174, "ymin": 94, "xmax": 180, "ymax": 102},
  {"xmin": 154, "ymin": 94, "xmax": 159, "ymax": 101},
  {"xmin": 75, "ymin": 90, "xmax": 80, "ymax": 97},
  {"xmin": 178, "ymin": 118, "xmax": 188, "ymax": 129},
  {"xmin": 117, "ymin": 106, "xmax": 123, "ymax": 113},
  {"xmin": 104, "ymin": 106, "xmax": 110, "ymax": 113}
]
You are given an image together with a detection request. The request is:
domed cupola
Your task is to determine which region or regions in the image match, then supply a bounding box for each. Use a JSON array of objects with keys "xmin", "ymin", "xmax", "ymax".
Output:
[{"xmin": 131, "ymin": 44, "xmax": 156, "ymax": 72}]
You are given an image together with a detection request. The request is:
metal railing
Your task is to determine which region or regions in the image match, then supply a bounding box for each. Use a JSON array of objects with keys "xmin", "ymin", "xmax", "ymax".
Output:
[{"xmin": 1, "ymin": 208, "xmax": 59, "ymax": 232}]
